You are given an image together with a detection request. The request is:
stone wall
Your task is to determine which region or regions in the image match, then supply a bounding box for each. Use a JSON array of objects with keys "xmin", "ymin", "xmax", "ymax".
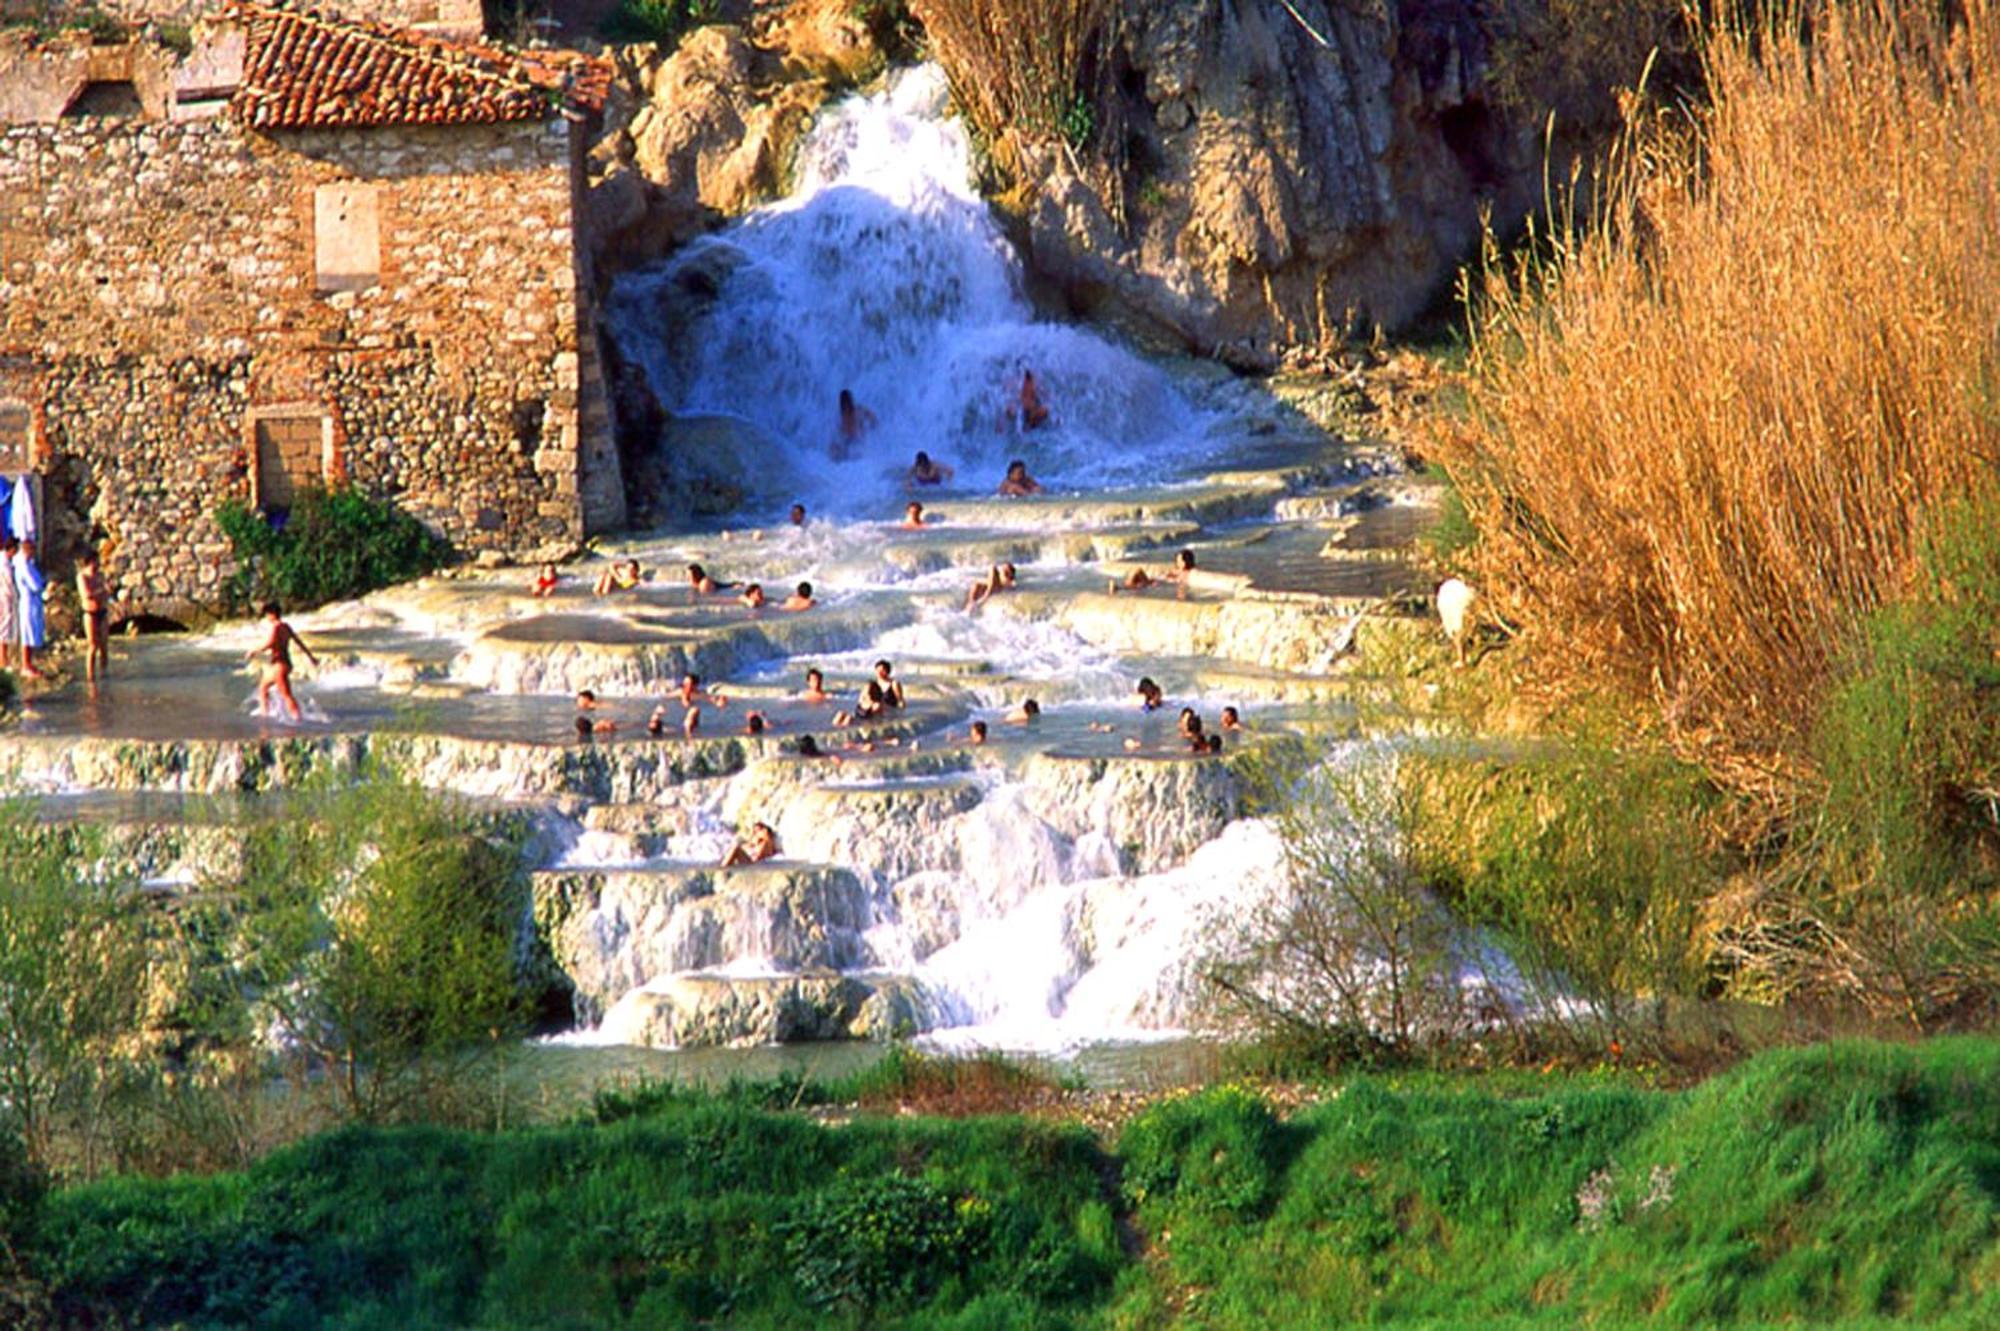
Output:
[{"xmin": 0, "ymin": 112, "xmax": 620, "ymax": 621}]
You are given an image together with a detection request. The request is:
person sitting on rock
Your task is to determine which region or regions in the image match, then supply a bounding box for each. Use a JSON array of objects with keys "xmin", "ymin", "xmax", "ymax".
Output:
[
  {"xmin": 1004, "ymin": 698, "xmax": 1041, "ymax": 724},
  {"xmin": 739, "ymin": 582, "xmax": 766, "ymax": 610},
  {"xmin": 531, "ymin": 563, "xmax": 561, "ymax": 598},
  {"xmin": 964, "ymin": 561, "xmax": 1017, "ymax": 611},
  {"xmin": 801, "ymin": 667, "xmax": 830, "ymax": 703},
  {"xmin": 997, "ymin": 458, "xmax": 1042, "ymax": 497},
  {"xmin": 873, "ymin": 659, "xmax": 907, "ymax": 709},
  {"xmin": 902, "ymin": 500, "xmax": 928, "ymax": 530},
  {"xmin": 783, "ymin": 581, "xmax": 815, "ymax": 611},
  {"xmin": 907, "ymin": 450, "xmax": 954, "ymax": 488},
  {"xmin": 721, "ymin": 820, "xmax": 780, "ymax": 868},
  {"xmin": 593, "ymin": 559, "xmax": 643, "ymax": 596},
  {"xmin": 686, "ymin": 563, "xmax": 723, "ymax": 597},
  {"xmin": 1135, "ymin": 677, "xmax": 1164, "ymax": 712}
]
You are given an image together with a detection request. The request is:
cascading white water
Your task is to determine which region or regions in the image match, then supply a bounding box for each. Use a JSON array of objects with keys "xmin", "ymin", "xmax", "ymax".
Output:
[{"xmin": 607, "ymin": 65, "xmax": 1212, "ymax": 516}]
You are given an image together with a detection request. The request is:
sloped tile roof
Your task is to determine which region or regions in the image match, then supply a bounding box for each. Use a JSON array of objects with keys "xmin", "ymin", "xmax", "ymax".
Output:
[{"xmin": 229, "ymin": 1, "xmax": 611, "ymax": 130}]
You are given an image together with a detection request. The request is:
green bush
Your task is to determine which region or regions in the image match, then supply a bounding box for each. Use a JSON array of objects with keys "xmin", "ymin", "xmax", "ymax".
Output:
[
  {"xmin": 1774, "ymin": 488, "xmax": 2000, "ymax": 1027},
  {"xmin": 215, "ymin": 487, "xmax": 449, "ymax": 612},
  {"xmin": 784, "ymin": 1173, "xmax": 985, "ymax": 1312},
  {"xmin": 38, "ymin": 1100, "xmax": 1114, "ymax": 1328},
  {"xmin": 219, "ymin": 778, "xmax": 534, "ymax": 1122},
  {"xmin": 597, "ymin": 0, "xmax": 716, "ymax": 45},
  {"xmin": 1118, "ymin": 1085, "xmax": 1285, "ymax": 1217}
]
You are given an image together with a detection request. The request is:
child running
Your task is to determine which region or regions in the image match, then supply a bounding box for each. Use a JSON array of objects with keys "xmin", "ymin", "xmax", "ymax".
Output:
[{"xmin": 246, "ymin": 601, "xmax": 318, "ymax": 722}]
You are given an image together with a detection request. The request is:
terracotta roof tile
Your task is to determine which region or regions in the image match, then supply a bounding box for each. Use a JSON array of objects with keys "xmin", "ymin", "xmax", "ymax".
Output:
[{"xmin": 228, "ymin": 1, "xmax": 611, "ymax": 131}]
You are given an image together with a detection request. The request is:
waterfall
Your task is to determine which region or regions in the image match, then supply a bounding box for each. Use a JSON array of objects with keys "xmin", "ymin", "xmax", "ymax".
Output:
[{"xmin": 606, "ymin": 65, "xmax": 1212, "ymax": 518}]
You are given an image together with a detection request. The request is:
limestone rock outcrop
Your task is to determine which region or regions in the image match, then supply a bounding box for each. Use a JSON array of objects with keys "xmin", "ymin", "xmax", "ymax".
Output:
[{"xmin": 1000, "ymin": 0, "xmax": 1540, "ymax": 368}]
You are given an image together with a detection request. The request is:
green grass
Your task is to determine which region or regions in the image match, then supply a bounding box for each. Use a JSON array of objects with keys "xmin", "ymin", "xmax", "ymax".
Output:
[{"xmin": 25, "ymin": 1040, "xmax": 2000, "ymax": 1327}]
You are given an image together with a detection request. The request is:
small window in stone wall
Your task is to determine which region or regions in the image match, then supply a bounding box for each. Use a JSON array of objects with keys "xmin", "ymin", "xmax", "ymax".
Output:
[
  {"xmin": 250, "ymin": 409, "xmax": 331, "ymax": 518},
  {"xmin": 314, "ymin": 182, "xmax": 382, "ymax": 293},
  {"xmin": 0, "ymin": 400, "xmax": 31, "ymax": 473},
  {"xmin": 512, "ymin": 399, "xmax": 546, "ymax": 453},
  {"xmin": 64, "ymin": 81, "xmax": 143, "ymax": 119}
]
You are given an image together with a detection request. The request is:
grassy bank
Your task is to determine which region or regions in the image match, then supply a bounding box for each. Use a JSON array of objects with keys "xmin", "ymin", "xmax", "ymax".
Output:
[{"xmin": 14, "ymin": 1039, "xmax": 2000, "ymax": 1327}]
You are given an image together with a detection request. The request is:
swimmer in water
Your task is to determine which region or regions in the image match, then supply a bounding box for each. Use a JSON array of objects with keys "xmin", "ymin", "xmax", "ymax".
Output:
[
  {"xmin": 997, "ymin": 459, "xmax": 1042, "ymax": 497},
  {"xmin": 1135, "ymin": 677, "xmax": 1164, "ymax": 712},
  {"xmin": 647, "ymin": 704, "xmax": 669, "ymax": 736},
  {"xmin": 801, "ymin": 667, "xmax": 829, "ymax": 703},
  {"xmin": 745, "ymin": 710, "xmax": 769, "ymax": 736},
  {"xmin": 968, "ymin": 719, "xmax": 989, "ymax": 745},
  {"xmin": 902, "ymin": 500, "xmax": 927, "ymax": 530},
  {"xmin": 739, "ymin": 582, "xmax": 766, "ymax": 610},
  {"xmin": 1111, "ymin": 548, "xmax": 1197, "ymax": 599},
  {"xmin": 964, "ymin": 561, "xmax": 1017, "ymax": 612},
  {"xmin": 1012, "ymin": 368, "xmax": 1050, "ymax": 431},
  {"xmin": 873, "ymin": 659, "xmax": 906, "ymax": 709},
  {"xmin": 832, "ymin": 389, "xmax": 877, "ymax": 461},
  {"xmin": 783, "ymin": 581, "xmax": 815, "ymax": 611},
  {"xmin": 789, "ymin": 503, "xmax": 807, "ymax": 526},
  {"xmin": 1220, "ymin": 706, "xmax": 1245, "ymax": 732},
  {"xmin": 794, "ymin": 734, "xmax": 844, "ymax": 764},
  {"xmin": 676, "ymin": 673, "xmax": 703, "ymax": 708},
  {"xmin": 907, "ymin": 450, "xmax": 954, "ymax": 487},
  {"xmin": 687, "ymin": 563, "xmax": 722, "ymax": 597},
  {"xmin": 247, "ymin": 600, "xmax": 319, "ymax": 722},
  {"xmin": 593, "ymin": 558, "xmax": 643, "ymax": 596},
  {"xmin": 1004, "ymin": 698, "xmax": 1041, "ymax": 724},
  {"xmin": 721, "ymin": 820, "xmax": 780, "ymax": 868}
]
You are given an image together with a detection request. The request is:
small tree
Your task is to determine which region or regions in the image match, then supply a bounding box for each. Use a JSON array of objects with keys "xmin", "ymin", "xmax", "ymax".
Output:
[
  {"xmin": 0, "ymin": 813, "xmax": 150, "ymax": 1171},
  {"xmin": 225, "ymin": 779, "xmax": 531, "ymax": 1122},
  {"xmin": 1208, "ymin": 748, "xmax": 1478, "ymax": 1064}
]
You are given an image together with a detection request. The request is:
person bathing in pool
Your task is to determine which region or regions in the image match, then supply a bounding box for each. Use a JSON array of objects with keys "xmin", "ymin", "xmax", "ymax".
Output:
[
  {"xmin": 964, "ymin": 562, "xmax": 1017, "ymax": 611},
  {"xmin": 783, "ymin": 581, "xmax": 815, "ymax": 611},
  {"xmin": 907, "ymin": 451, "xmax": 953, "ymax": 487},
  {"xmin": 832, "ymin": 389, "xmax": 877, "ymax": 461},
  {"xmin": 721, "ymin": 820, "xmax": 780, "ymax": 868},
  {"xmin": 997, "ymin": 459, "xmax": 1042, "ymax": 497},
  {"xmin": 1110, "ymin": 548, "xmax": 1196, "ymax": 599}
]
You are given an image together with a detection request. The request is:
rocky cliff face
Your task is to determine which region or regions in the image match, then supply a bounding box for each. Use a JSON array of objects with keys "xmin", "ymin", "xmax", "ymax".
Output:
[
  {"xmin": 1003, "ymin": 0, "xmax": 1537, "ymax": 368},
  {"xmin": 587, "ymin": 1, "xmax": 1545, "ymax": 370}
]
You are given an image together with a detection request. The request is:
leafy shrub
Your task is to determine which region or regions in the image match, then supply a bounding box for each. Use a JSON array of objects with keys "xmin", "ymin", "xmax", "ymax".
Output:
[
  {"xmin": 598, "ymin": 0, "xmax": 716, "ymax": 45},
  {"xmin": 1119, "ymin": 1085, "xmax": 1284, "ymax": 1217},
  {"xmin": 222, "ymin": 778, "xmax": 533, "ymax": 1122},
  {"xmin": 215, "ymin": 487, "xmax": 449, "ymax": 612},
  {"xmin": 784, "ymin": 1173, "xmax": 986, "ymax": 1312},
  {"xmin": 1730, "ymin": 490, "xmax": 2000, "ymax": 1028},
  {"xmin": 1406, "ymin": 737, "xmax": 1719, "ymax": 1054}
]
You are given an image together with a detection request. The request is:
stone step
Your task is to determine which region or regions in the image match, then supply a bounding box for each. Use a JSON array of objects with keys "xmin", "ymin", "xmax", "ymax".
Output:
[
  {"xmin": 594, "ymin": 969, "xmax": 935, "ymax": 1048},
  {"xmin": 452, "ymin": 595, "xmax": 921, "ymax": 696},
  {"xmin": 533, "ymin": 862, "xmax": 876, "ymax": 1025}
]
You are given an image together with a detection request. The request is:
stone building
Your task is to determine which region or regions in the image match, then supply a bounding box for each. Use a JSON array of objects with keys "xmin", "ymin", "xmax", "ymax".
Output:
[{"xmin": 0, "ymin": 1, "xmax": 624, "ymax": 622}]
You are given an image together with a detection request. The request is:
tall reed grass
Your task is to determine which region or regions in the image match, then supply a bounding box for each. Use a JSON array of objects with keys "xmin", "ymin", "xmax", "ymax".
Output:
[
  {"xmin": 1437, "ymin": 1, "xmax": 2000, "ymax": 782},
  {"xmin": 911, "ymin": 0, "xmax": 1112, "ymax": 151}
]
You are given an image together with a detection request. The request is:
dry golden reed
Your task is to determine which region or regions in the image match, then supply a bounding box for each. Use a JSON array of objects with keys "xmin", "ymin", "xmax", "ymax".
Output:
[
  {"xmin": 910, "ymin": 0, "xmax": 1111, "ymax": 146},
  {"xmin": 1436, "ymin": 1, "xmax": 2000, "ymax": 779}
]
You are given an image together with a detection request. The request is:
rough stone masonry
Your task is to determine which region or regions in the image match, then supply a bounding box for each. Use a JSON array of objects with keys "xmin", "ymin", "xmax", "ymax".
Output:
[{"xmin": 0, "ymin": 4, "xmax": 624, "ymax": 625}]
